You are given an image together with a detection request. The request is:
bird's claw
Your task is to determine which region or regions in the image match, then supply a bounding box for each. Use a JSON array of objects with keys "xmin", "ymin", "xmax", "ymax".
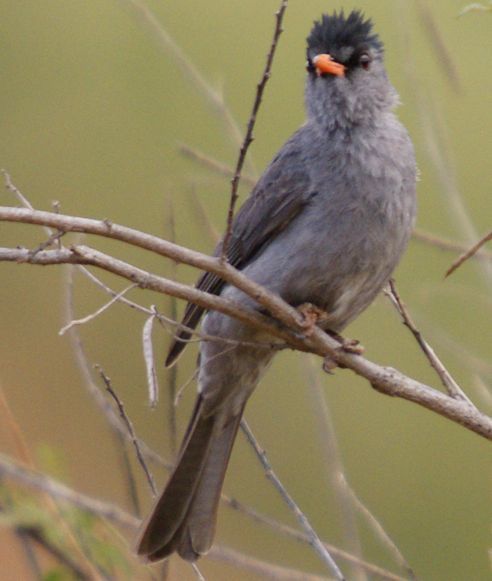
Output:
[
  {"xmin": 297, "ymin": 303, "xmax": 329, "ymax": 337},
  {"xmin": 321, "ymin": 333, "xmax": 365, "ymax": 374}
]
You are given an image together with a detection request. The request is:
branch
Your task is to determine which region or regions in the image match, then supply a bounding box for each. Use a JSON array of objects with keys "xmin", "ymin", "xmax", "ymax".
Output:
[
  {"xmin": 445, "ymin": 229, "xmax": 492, "ymax": 277},
  {"xmin": 240, "ymin": 420, "xmax": 345, "ymax": 580},
  {"xmin": 412, "ymin": 228, "xmax": 492, "ymax": 262},
  {"xmin": 1, "ymin": 215, "xmax": 492, "ymax": 440},
  {"xmin": 386, "ymin": 280, "xmax": 473, "ymax": 404},
  {"xmin": 222, "ymin": 0, "xmax": 288, "ymax": 256},
  {"xmin": 0, "ymin": 453, "xmax": 140, "ymax": 529},
  {"xmin": 0, "ymin": 206, "xmax": 307, "ymax": 334}
]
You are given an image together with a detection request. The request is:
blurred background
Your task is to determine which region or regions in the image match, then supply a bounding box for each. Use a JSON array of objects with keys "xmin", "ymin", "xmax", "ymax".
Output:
[{"xmin": 0, "ymin": 0, "xmax": 491, "ymax": 579}]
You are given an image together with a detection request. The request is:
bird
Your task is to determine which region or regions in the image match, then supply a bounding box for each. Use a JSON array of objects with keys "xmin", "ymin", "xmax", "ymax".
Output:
[{"xmin": 136, "ymin": 9, "xmax": 417, "ymax": 563}]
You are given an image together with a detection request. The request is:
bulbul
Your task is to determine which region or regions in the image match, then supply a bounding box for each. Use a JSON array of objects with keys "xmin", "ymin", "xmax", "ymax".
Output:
[{"xmin": 137, "ymin": 10, "xmax": 417, "ymax": 562}]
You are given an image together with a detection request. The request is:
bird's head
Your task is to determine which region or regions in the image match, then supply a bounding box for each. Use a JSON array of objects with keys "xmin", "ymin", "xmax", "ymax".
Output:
[{"xmin": 305, "ymin": 11, "xmax": 398, "ymax": 129}]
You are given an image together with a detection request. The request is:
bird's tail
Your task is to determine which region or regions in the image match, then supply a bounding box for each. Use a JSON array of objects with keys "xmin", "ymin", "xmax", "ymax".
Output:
[{"xmin": 135, "ymin": 396, "xmax": 244, "ymax": 562}]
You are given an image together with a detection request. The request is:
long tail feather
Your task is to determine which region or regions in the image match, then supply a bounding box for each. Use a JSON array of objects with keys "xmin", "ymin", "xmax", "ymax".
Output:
[{"xmin": 136, "ymin": 398, "xmax": 244, "ymax": 562}]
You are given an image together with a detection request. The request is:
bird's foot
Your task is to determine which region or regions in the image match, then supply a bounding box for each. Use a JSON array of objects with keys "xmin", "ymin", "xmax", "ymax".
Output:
[
  {"xmin": 328, "ymin": 331, "xmax": 365, "ymax": 355},
  {"xmin": 297, "ymin": 303, "xmax": 330, "ymax": 336},
  {"xmin": 322, "ymin": 332, "xmax": 365, "ymax": 374}
]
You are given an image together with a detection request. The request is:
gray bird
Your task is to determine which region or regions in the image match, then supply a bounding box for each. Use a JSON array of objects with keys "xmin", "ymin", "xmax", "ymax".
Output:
[{"xmin": 136, "ymin": 10, "xmax": 417, "ymax": 563}]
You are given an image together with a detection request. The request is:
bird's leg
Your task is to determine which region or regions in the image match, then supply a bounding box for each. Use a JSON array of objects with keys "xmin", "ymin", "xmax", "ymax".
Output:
[{"xmin": 296, "ymin": 303, "xmax": 330, "ymax": 336}]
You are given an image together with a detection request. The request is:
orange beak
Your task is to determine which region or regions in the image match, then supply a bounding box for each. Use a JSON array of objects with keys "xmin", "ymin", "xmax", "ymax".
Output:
[{"xmin": 313, "ymin": 54, "xmax": 346, "ymax": 77}]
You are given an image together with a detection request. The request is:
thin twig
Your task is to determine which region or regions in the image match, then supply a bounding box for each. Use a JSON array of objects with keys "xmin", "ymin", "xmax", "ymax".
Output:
[
  {"xmin": 121, "ymin": 0, "xmax": 254, "ymax": 173},
  {"xmin": 445, "ymin": 229, "xmax": 492, "ymax": 277},
  {"xmin": 113, "ymin": 422, "xmax": 142, "ymax": 518},
  {"xmin": 97, "ymin": 366, "xmax": 157, "ymax": 496},
  {"xmin": 61, "ymin": 265, "xmax": 169, "ymax": 469},
  {"xmin": 59, "ymin": 283, "xmax": 137, "ymax": 335},
  {"xmin": 166, "ymin": 195, "xmax": 179, "ymax": 454},
  {"xmin": 415, "ymin": 0, "xmax": 461, "ymax": 91},
  {"xmin": 189, "ymin": 184, "xmax": 221, "ymax": 244},
  {"xmin": 14, "ymin": 520, "xmax": 91, "ymax": 580},
  {"xmin": 190, "ymin": 562, "xmax": 205, "ymax": 581},
  {"xmin": 0, "ymin": 453, "xmax": 140, "ymax": 529},
  {"xmin": 209, "ymin": 545, "xmax": 328, "ymax": 581},
  {"xmin": 393, "ymin": 4, "xmax": 492, "ymax": 287},
  {"xmin": 78, "ymin": 263, "xmax": 284, "ymax": 354},
  {"xmin": 221, "ymin": 0, "xmax": 288, "ymax": 257},
  {"xmin": 222, "ymin": 496, "xmax": 407, "ymax": 581},
  {"xmin": 1, "ymin": 453, "xmax": 342, "ymax": 580},
  {"xmin": 304, "ymin": 358, "xmax": 367, "ymax": 581},
  {"xmin": 339, "ymin": 476, "xmax": 416, "ymax": 581},
  {"xmin": 180, "ymin": 144, "xmax": 256, "ymax": 187},
  {"xmin": 386, "ymin": 279, "xmax": 474, "ymax": 405},
  {"xmin": 240, "ymin": 420, "xmax": 346, "ymax": 580},
  {"xmin": 412, "ymin": 228, "xmax": 492, "ymax": 262}
]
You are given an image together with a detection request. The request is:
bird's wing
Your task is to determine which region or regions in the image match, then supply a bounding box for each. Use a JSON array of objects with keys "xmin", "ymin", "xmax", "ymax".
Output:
[{"xmin": 165, "ymin": 132, "xmax": 312, "ymax": 366}]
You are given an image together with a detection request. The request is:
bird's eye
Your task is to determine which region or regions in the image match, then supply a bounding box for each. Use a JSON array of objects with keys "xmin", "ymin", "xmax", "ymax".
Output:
[
  {"xmin": 306, "ymin": 59, "xmax": 315, "ymax": 73},
  {"xmin": 359, "ymin": 52, "xmax": 371, "ymax": 70}
]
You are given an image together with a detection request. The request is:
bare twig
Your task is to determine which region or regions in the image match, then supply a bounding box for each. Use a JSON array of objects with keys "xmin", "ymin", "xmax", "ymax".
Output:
[
  {"xmin": 59, "ymin": 283, "xmax": 137, "ymax": 335},
  {"xmin": 415, "ymin": 1, "xmax": 461, "ymax": 90},
  {"xmin": 1, "ymin": 453, "xmax": 350, "ymax": 580},
  {"xmin": 189, "ymin": 185, "xmax": 221, "ymax": 244},
  {"xmin": 340, "ymin": 476, "xmax": 416, "ymax": 581},
  {"xmin": 166, "ymin": 196, "xmax": 179, "ymax": 454},
  {"xmin": 386, "ymin": 279, "xmax": 474, "ymax": 405},
  {"xmin": 121, "ymin": 0, "xmax": 254, "ymax": 172},
  {"xmin": 180, "ymin": 144, "xmax": 256, "ymax": 187},
  {"xmin": 0, "ymin": 382, "xmax": 101, "ymax": 579},
  {"xmin": 394, "ymin": 3, "xmax": 492, "ymax": 287},
  {"xmin": 1, "ymin": 243, "xmax": 306, "ymax": 348},
  {"xmin": 222, "ymin": 496, "xmax": 407, "ymax": 581},
  {"xmin": 78, "ymin": 263, "xmax": 283, "ymax": 354},
  {"xmin": 0, "ymin": 453, "xmax": 140, "ymax": 529},
  {"xmin": 221, "ymin": 0, "xmax": 288, "ymax": 256},
  {"xmin": 12, "ymin": 518, "xmax": 91, "ymax": 580},
  {"xmin": 240, "ymin": 420, "xmax": 346, "ymax": 580},
  {"xmin": 304, "ymin": 358, "xmax": 366, "ymax": 581},
  {"xmin": 61, "ymin": 265, "xmax": 169, "ymax": 469},
  {"xmin": 97, "ymin": 366, "xmax": 157, "ymax": 496},
  {"xmin": 412, "ymin": 228, "xmax": 492, "ymax": 262},
  {"xmin": 209, "ymin": 545, "xmax": 328, "ymax": 581},
  {"xmin": 445, "ymin": 229, "xmax": 492, "ymax": 277},
  {"xmin": 190, "ymin": 562, "xmax": 205, "ymax": 581}
]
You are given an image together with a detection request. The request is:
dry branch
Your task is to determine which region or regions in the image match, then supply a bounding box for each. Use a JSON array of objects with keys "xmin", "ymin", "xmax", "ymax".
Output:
[
  {"xmin": 222, "ymin": 0, "xmax": 288, "ymax": 256},
  {"xmin": 445, "ymin": 229, "xmax": 492, "ymax": 277},
  {"xmin": 1, "ymin": 206, "xmax": 492, "ymax": 441}
]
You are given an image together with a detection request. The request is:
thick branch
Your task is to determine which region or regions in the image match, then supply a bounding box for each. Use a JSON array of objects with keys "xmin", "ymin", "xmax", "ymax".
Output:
[
  {"xmin": 1, "ymin": 209, "xmax": 492, "ymax": 441},
  {"xmin": 0, "ymin": 244, "xmax": 307, "ymax": 352},
  {"xmin": 0, "ymin": 206, "xmax": 305, "ymax": 332}
]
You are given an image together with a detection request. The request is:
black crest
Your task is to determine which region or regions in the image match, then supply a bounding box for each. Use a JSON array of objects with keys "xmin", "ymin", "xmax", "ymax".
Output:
[{"xmin": 307, "ymin": 10, "xmax": 383, "ymax": 56}]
